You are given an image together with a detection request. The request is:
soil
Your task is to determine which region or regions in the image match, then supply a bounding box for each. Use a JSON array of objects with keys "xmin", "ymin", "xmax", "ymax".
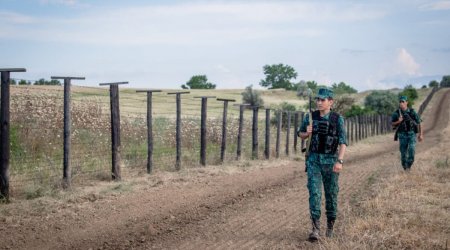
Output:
[{"xmin": 1, "ymin": 88, "xmax": 449, "ymax": 250}]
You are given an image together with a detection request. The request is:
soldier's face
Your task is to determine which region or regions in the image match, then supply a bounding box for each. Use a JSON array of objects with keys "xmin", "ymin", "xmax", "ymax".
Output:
[
  {"xmin": 316, "ymin": 98, "xmax": 333, "ymax": 111},
  {"xmin": 399, "ymin": 100, "xmax": 408, "ymax": 110}
]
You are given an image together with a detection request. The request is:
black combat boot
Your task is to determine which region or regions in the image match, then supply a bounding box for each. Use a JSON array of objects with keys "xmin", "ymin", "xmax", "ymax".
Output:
[
  {"xmin": 326, "ymin": 219, "xmax": 335, "ymax": 238},
  {"xmin": 308, "ymin": 218, "xmax": 320, "ymax": 241}
]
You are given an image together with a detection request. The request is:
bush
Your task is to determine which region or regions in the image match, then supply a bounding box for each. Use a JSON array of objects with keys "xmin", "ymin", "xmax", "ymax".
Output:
[
  {"xmin": 364, "ymin": 91, "xmax": 398, "ymax": 115},
  {"xmin": 270, "ymin": 102, "xmax": 298, "ymax": 128},
  {"xmin": 241, "ymin": 85, "xmax": 264, "ymax": 107}
]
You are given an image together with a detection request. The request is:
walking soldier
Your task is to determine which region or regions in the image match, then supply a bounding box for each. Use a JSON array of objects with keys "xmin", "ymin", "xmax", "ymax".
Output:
[
  {"xmin": 298, "ymin": 88, "xmax": 347, "ymax": 240},
  {"xmin": 391, "ymin": 96, "xmax": 423, "ymax": 170}
]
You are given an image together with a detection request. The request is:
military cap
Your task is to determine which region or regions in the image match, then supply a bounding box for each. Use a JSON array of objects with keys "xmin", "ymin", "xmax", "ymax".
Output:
[
  {"xmin": 315, "ymin": 88, "xmax": 334, "ymax": 99},
  {"xmin": 399, "ymin": 96, "xmax": 408, "ymax": 102}
]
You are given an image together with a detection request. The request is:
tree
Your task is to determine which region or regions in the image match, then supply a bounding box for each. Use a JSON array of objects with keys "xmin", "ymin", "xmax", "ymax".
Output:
[
  {"xmin": 18, "ymin": 79, "xmax": 30, "ymax": 85},
  {"xmin": 241, "ymin": 85, "xmax": 264, "ymax": 107},
  {"xmin": 364, "ymin": 90, "xmax": 398, "ymax": 115},
  {"xmin": 440, "ymin": 75, "xmax": 450, "ymax": 87},
  {"xmin": 181, "ymin": 75, "xmax": 216, "ymax": 89},
  {"xmin": 344, "ymin": 105, "xmax": 372, "ymax": 117},
  {"xmin": 33, "ymin": 78, "xmax": 61, "ymax": 86},
  {"xmin": 331, "ymin": 82, "xmax": 357, "ymax": 95},
  {"xmin": 398, "ymin": 85, "xmax": 418, "ymax": 108},
  {"xmin": 332, "ymin": 95, "xmax": 356, "ymax": 114},
  {"xmin": 9, "ymin": 79, "xmax": 17, "ymax": 85},
  {"xmin": 428, "ymin": 80, "xmax": 439, "ymax": 88},
  {"xmin": 259, "ymin": 64, "xmax": 297, "ymax": 90}
]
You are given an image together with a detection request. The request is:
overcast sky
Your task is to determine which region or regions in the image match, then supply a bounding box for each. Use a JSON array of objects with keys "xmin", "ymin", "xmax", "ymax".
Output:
[{"xmin": 1, "ymin": 0, "xmax": 449, "ymax": 91}]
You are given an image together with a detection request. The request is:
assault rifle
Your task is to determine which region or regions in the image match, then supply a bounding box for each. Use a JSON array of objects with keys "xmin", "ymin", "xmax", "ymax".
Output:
[
  {"xmin": 301, "ymin": 89, "xmax": 313, "ymax": 172},
  {"xmin": 393, "ymin": 109, "xmax": 419, "ymax": 141}
]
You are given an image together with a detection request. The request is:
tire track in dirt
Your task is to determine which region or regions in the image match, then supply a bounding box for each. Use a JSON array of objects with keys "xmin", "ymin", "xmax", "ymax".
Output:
[{"xmin": 138, "ymin": 88, "xmax": 450, "ymax": 250}]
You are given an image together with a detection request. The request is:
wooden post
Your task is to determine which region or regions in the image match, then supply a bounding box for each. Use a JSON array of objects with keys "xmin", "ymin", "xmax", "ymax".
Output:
[
  {"xmin": 285, "ymin": 111, "xmax": 291, "ymax": 156},
  {"xmin": 358, "ymin": 115, "xmax": 362, "ymax": 141},
  {"xmin": 217, "ymin": 98, "xmax": 235, "ymax": 163},
  {"xmin": 350, "ymin": 116, "xmax": 354, "ymax": 144},
  {"xmin": 276, "ymin": 110, "xmax": 282, "ymax": 158},
  {"xmin": 264, "ymin": 108, "xmax": 271, "ymax": 159},
  {"xmin": 137, "ymin": 90, "xmax": 162, "ymax": 174},
  {"xmin": 293, "ymin": 112, "xmax": 299, "ymax": 153},
  {"xmin": 251, "ymin": 106, "xmax": 259, "ymax": 160},
  {"xmin": 168, "ymin": 91, "xmax": 190, "ymax": 170},
  {"xmin": 300, "ymin": 112, "xmax": 305, "ymax": 150},
  {"xmin": 99, "ymin": 82, "xmax": 128, "ymax": 181},
  {"xmin": 0, "ymin": 68, "xmax": 25, "ymax": 201},
  {"xmin": 346, "ymin": 116, "xmax": 350, "ymax": 146},
  {"xmin": 235, "ymin": 104, "xmax": 249, "ymax": 160},
  {"xmin": 195, "ymin": 96, "xmax": 216, "ymax": 166},
  {"xmin": 51, "ymin": 76, "xmax": 85, "ymax": 188}
]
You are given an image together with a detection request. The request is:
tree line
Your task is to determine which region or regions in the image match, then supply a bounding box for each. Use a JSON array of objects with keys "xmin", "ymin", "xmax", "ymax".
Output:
[{"xmin": 9, "ymin": 78, "xmax": 62, "ymax": 86}]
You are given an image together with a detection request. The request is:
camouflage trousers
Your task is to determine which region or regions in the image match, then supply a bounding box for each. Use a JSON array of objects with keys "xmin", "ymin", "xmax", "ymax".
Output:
[
  {"xmin": 399, "ymin": 132, "xmax": 416, "ymax": 169},
  {"xmin": 306, "ymin": 160, "xmax": 339, "ymax": 221}
]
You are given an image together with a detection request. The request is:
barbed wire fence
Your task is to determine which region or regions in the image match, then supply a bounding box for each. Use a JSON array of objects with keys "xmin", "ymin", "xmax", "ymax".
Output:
[{"xmin": 1, "ymin": 76, "xmax": 439, "ymax": 199}]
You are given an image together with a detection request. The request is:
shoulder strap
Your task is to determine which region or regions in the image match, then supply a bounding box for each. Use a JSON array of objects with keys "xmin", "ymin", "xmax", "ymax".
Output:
[{"xmin": 312, "ymin": 110, "xmax": 320, "ymax": 120}]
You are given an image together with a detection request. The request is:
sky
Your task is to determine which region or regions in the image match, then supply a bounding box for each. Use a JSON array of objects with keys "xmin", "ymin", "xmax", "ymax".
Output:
[{"xmin": 1, "ymin": 0, "xmax": 449, "ymax": 91}]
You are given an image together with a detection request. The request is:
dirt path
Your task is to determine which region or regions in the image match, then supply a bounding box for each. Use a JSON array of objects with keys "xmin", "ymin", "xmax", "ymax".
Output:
[{"xmin": 1, "ymin": 88, "xmax": 449, "ymax": 250}]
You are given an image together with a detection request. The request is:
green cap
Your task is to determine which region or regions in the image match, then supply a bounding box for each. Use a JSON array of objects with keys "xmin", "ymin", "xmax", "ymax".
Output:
[
  {"xmin": 315, "ymin": 88, "xmax": 334, "ymax": 99},
  {"xmin": 399, "ymin": 96, "xmax": 408, "ymax": 101}
]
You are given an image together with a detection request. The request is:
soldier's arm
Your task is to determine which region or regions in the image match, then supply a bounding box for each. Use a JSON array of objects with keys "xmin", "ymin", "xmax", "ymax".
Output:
[
  {"xmin": 298, "ymin": 114, "xmax": 311, "ymax": 140},
  {"xmin": 334, "ymin": 116, "xmax": 347, "ymax": 173}
]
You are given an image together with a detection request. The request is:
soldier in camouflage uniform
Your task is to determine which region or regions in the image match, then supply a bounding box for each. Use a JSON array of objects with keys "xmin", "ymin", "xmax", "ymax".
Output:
[
  {"xmin": 298, "ymin": 88, "xmax": 347, "ymax": 241},
  {"xmin": 391, "ymin": 96, "xmax": 423, "ymax": 170}
]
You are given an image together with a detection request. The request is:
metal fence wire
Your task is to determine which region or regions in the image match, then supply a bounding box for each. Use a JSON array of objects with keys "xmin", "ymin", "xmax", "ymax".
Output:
[{"xmin": 2, "ymin": 84, "xmax": 438, "ymax": 198}]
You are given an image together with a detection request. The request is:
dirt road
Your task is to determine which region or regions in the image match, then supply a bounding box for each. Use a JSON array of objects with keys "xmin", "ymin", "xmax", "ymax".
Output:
[{"xmin": 1, "ymin": 88, "xmax": 449, "ymax": 250}]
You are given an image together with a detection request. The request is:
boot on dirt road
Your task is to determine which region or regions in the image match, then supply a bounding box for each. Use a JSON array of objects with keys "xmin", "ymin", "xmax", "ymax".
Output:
[
  {"xmin": 309, "ymin": 218, "xmax": 320, "ymax": 241},
  {"xmin": 326, "ymin": 219, "xmax": 335, "ymax": 238}
]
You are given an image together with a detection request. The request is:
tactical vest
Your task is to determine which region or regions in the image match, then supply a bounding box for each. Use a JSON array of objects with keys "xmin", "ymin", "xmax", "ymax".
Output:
[
  {"xmin": 398, "ymin": 109, "xmax": 419, "ymax": 133},
  {"xmin": 310, "ymin": 110, "xmax": 340, "ymax": 154}
]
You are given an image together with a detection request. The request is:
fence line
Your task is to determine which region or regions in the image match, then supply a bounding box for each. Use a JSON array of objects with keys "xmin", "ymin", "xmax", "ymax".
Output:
[{"xmin": 0, "ymin": 84, "xmax": 440, "ymax": 199}]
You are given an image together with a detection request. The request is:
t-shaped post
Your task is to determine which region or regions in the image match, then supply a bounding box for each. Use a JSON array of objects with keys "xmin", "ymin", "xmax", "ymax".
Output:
[
  {"xmin": 0, "ymin": 68, "xmax": 26, "ymax": 201},
  {"xmin": 136, "ymin": 89, "xmax": 162, "ymax": 174},
  {"xmin": 99, "ymin": 81, "xmax": 129, "ymax": 180},
  {"xmin": 51, "ymin": 76, "xmax": 85, "ymax": 189}
]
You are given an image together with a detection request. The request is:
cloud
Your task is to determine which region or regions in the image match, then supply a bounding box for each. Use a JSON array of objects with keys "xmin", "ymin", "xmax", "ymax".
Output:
[
  {"xmin": 341, "ymin": 49, "xmax": 372, "ymax": 56},
  {"xmin": 0, "ymin": 2, "xmax": 386, "ymax": 45},
  {"xmin": 0, "ymin": 11, "xmax": 35, "ymax": 24},
  {"xmin": 39, "ymin": 0, "xmax": 82, "ymax": 6},
  {"xmin": 396, "ymin": 48, "xmax": 420, "ymax": 76},
  {"xmin": 420, "ymin": 1, "xmax": 450, "ymax": 10}
]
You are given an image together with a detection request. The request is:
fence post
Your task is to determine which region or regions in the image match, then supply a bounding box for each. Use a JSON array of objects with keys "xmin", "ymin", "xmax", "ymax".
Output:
[
  {"xmin": 276, "ymin": 110, "xmax": 282, "ymax": 158},
  {"xmin": 293, "ymin": 112, "xmax": 299, "ymax": 153},
  {"xmin": 350, "ymin": 116, "xmax": 354, "ymax": 144},
  {"xmin": 168, "ymin": 92, "xmax": 190, "ymax": 170},
  {"xmin": 300, "ymin": 112, "xmax": 305, "ymax": 150},
  {"xmin": 137, "ymin": 90, "xmax": 162, "ymax": 174},
  {"xmin": 346, "ymin": 116, "xmax": 350, "ymax": 146},
  {"xmin": 99, "ymin": 82, "xmax": 128, "ymax": 181},
  {"xmin": 51, "ymin": 76, "xmax": 85, "ymax": 188},
  {"xmin": 265, "ymin": 108, "xmax": 271, "ymax": 159},
  {"xmin": 235, "ymin": 104, "xmax": 249, "ymax": 160},
  {"xmin": 0, "ymin": 68, "xmax": 26, "ymax": 201},
  {"xmin": 285, "ymin": 111, "xmax": 291, "ymax": 156},
  {"xmin": 217, "ymin": 98, "xmax": 235, "ymax": 163},
  {"xmin": 251, "ymin": 106, "xmax": 259, "ymax": 160},
  {"xmin": 195, "ymin": 96, "xmax": 216, "ymax": 166}
]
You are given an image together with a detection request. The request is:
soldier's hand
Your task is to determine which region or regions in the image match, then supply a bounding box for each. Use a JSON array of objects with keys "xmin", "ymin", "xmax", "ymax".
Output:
[
  {"xmin": 333, "ymin": 163, "xmax": 342, "ymax": 173},
  {"xmin": 398, "ymin": 116, "xmax": 404, "ymax": 123},
  {"xmin": 418, "ymin": 134, "xmax": 423, "ymax": 142},
  {"xmin": 306, "ymin": 125, "xmax": 313, "ymax": 135}
]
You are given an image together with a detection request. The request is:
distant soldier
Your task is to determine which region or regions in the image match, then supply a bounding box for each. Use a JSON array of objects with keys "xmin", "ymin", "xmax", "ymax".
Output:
[
  {"xmin": 391, "ymin": 96, "xmax": 423, "ymax": 170},
  {"xmin": 298, "ymin": 88, "xmax": 347, "ymax": 240}
]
